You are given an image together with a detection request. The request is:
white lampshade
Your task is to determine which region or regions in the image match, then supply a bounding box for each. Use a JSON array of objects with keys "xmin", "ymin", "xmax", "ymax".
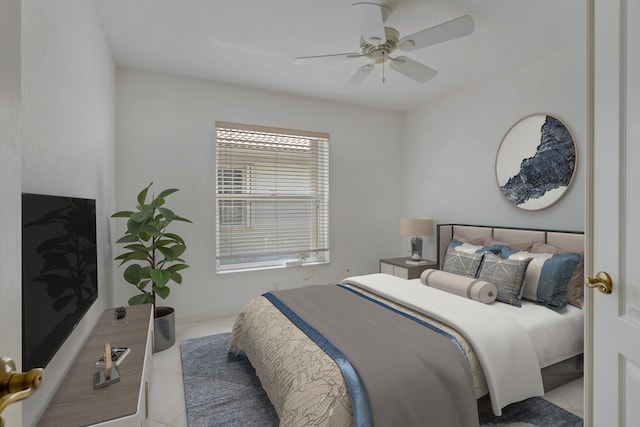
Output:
[{"xmin": 400, "ymin": 218, "xmax": 434, "ymax": 237}]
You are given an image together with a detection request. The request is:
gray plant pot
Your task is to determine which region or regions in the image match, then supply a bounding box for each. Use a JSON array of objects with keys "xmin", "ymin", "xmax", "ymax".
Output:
[{"xmin": 154, "ymin": 306, "xmax": 175, "ymax": 352}]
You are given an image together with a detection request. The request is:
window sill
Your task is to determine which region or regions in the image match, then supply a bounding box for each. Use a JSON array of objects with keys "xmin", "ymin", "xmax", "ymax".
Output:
[{"xmin": 216, "ymin": 260, "xmax": 329, "ymax": 275}]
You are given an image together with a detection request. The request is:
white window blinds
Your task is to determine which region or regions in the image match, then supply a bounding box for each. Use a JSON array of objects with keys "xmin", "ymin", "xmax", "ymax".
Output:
[{"xmin": 215, "ymin": 121, "xmax": 329, "ymax": 272}]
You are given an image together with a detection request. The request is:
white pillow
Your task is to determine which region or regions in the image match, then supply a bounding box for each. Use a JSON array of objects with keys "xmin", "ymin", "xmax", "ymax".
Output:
[
  {"xmin": 508, "ymin": 251, "xmax": 553, "ymax": 301},
  {"xmin": 453, "ymin": 242, "xmax": 486, "ymax": 254}
]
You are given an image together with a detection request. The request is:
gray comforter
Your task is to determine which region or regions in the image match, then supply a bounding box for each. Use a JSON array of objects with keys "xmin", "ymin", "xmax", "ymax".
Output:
[{"xmin": 268, "ymin": 284, "xmax": 479, "ymax": 427}]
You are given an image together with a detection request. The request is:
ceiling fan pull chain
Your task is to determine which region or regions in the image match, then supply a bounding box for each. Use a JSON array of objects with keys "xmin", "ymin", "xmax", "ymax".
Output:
[{"xmin": 382, "ymin": 52, "xmax": 386, "ymax": 83}]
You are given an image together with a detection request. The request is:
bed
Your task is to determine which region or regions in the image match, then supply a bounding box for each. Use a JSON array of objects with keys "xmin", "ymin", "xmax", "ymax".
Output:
[{"xmin": 228, "ymin": 224, "xmax": 584, "ymax": 426}]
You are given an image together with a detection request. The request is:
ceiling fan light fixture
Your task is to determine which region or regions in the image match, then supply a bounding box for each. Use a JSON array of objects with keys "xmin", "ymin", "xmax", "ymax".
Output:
[{"xmin": 370, "ymin": 49, "xmax": 388, "ymax": 64}]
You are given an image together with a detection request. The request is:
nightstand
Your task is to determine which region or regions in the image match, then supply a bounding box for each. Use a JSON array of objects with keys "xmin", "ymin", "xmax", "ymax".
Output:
[{"xmin": 379, "ymin": 257, "xmax": 437, "ymax": 280}]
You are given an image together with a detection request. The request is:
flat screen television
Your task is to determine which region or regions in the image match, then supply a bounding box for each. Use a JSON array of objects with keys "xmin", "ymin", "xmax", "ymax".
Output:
[{"xmin": 22, "ymin": 192, "xmax": 98, "ymax": 370}]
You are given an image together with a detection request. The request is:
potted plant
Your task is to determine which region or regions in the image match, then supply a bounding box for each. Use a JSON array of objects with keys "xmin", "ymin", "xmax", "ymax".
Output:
[{"xmin": 111, "ymin": 182, "xmax": 191, "ymax": 352}]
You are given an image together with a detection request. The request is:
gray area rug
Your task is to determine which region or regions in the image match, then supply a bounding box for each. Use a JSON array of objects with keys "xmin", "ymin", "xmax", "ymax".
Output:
[{"xmin": 180, "ymin": 333, "xmax": 583, "ymax": 427}]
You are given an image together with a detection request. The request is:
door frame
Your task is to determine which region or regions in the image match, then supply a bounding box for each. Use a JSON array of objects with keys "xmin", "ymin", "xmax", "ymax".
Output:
[{"xmin": 584, "ymin": 0, "xmax": 594, "ymax": 424}]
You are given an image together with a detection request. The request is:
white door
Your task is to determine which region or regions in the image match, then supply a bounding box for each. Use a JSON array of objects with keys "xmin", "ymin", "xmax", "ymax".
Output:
[{"xmin": 589, "ymin": 0, "xmax": 640, "ymax": 425}]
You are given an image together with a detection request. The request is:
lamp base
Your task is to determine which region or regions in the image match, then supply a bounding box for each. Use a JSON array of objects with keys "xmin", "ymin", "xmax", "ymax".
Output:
[
  {"xmin": 406, "ymin": 259, "xmax": 429, "ymax": 265},
  {"xmin": 410, "ymin": 236, "xmax": 423, "ymax": 261}
]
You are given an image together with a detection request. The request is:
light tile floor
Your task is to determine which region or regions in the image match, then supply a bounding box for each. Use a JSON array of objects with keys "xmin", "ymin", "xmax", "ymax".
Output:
[
  {"xmin": 543, "ymin": 376, "xmax": 584, "ymax": 419},
  {"xmin": 148, "ymin": 316, "xmax": 584, "ymax": 426}
]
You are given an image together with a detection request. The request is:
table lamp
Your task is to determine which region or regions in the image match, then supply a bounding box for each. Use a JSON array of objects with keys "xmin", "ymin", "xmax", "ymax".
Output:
[{"xmin": 400, "ymin": 218, "xmax": 434, "ymax": 261}]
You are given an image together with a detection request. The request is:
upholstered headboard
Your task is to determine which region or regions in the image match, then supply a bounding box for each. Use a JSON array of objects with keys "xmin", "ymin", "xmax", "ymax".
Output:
[{"xmin": 437, "ymin": 224, "xmax": 584, "ymax": 269}]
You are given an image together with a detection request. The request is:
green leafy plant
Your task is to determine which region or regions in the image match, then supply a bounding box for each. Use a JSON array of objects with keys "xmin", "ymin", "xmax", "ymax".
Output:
[{"xmin": 112, "ymin": 182, "xmax": 191, "ymax": 307}]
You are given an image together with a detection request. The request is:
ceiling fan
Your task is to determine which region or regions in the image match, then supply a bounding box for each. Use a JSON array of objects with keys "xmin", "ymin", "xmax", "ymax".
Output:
[{"xmin": 294, "ymin": 2, "xmax": 475, "ymax": 88}]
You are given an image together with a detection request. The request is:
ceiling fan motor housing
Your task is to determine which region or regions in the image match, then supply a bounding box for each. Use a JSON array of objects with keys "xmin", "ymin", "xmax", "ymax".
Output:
[{"xmin": 360, "ymin": 27, "xmax": 399, "ymax": 63}]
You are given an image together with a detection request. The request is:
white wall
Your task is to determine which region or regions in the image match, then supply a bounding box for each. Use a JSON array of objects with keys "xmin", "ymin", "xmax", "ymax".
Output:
[
  {"xmin": 115, "ymin": 69, "xmax": 404, "ymax": 320},
  {"xmin": 0, "ymin": 0, "xmax": 22, "ymax": 424},
  {"xmin": 20, "ymin": 1, "xmax": 116, "ymax": 424},
  {"xmin": 403, "ymin": 47, "xmax": 586, "ymax": 262}
]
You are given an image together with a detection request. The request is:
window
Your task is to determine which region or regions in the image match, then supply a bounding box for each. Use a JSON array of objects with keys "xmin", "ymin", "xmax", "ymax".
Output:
[
  {"xmin": 217, "ymin": 167, "xmax": 250, "ymax": 228},
  {"xmin": 215, "ymin": 121, "xmax": 329, "ymax": 272}
]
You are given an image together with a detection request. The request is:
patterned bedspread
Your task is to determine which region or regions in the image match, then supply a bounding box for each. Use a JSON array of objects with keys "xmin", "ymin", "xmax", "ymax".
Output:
[{"xmin": 228, "ymin": 283, "xmax": 488, "ymax": 426}]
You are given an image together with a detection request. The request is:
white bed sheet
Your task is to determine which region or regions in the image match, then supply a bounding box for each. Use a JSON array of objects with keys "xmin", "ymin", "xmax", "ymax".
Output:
[{"xmin": 488, "ymin": 298, "xmax": 584, "ymax": 368}]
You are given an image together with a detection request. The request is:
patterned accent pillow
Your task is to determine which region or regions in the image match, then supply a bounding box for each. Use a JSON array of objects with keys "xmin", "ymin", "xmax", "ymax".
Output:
[
  {"xmin": 442, "ymin": 246, "xmax": 485, "ymax": 278},
  {"xmin": 509, "ymin": 251, "xmax": 581, "ymax": 311},
  {"xmin": 476, "ymin": 252, "xmax": 532, "ymax": 307},
  {"xmin": 531, "ymin": 242, "xmax": 585, "ymax": 309}
]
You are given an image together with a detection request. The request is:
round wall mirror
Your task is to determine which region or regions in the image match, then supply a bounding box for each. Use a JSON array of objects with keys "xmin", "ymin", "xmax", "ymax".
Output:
[{"xmin": 495, "ymin": 114, "xmax": 577, "ymax": 210}]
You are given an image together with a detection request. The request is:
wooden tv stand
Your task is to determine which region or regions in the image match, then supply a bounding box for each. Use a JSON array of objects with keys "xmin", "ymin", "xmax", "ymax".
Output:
[{"xmin": 38, "ymin": 304, "xmax": 154, "ymax": 426}]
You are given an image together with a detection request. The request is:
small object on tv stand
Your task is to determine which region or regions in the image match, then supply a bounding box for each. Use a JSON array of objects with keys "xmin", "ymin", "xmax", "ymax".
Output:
[
  {"xmin": 93, "ymin": 343, "xmax": 121, "ymax": 390},
  {"xmin": 112, "ymin": 306, "xmax": 127, "ymax": 326},
  {"xmin": 96, "ymin": 346, "xmax": 131, "ymax": 368}
]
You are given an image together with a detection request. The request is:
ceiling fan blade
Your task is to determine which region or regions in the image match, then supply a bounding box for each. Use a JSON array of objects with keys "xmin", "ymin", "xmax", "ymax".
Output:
[
  {"xmin": 398, "ymin": 15, "xmax": 475, "ymax": 52},
  {"xmin": 389, "ymin": 56, "xmax": 437, "ymax": 83},
  {"xmin": 351, "ymin": 2, "xmax": 390, "ymax": 46},
  {"xmin": 294, "ymin": 53, "xmax": 363, "ymax": 65},
  {"xmin": 345, "ymin": 64, "xmax": 375, "ymax": 89}
]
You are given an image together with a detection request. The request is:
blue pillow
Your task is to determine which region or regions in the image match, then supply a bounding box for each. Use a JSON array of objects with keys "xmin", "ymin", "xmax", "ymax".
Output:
[{"xmin": 508, "ymin": 251, "xmax": 581, "ymax": 311}]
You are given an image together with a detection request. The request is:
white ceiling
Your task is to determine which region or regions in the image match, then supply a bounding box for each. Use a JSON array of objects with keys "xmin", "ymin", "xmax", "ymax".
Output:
[{"xmin": 92, "ymin": 0, "xmax": 584, "ymax": 112}]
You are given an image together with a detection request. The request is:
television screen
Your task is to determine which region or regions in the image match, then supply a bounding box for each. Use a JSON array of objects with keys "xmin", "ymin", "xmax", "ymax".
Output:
[{"xmin": 22, "ymin": 193, "xmax": 98, "ymax": 370}]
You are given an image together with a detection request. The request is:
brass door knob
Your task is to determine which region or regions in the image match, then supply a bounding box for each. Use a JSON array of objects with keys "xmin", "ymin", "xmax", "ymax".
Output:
[
  {"xmin": 0, "ymin": 358, "xmax": 44, "ymax": 427},
  {"xmin": 585, "ymin": 271, "xmax": 613, "ymax": 294}
]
